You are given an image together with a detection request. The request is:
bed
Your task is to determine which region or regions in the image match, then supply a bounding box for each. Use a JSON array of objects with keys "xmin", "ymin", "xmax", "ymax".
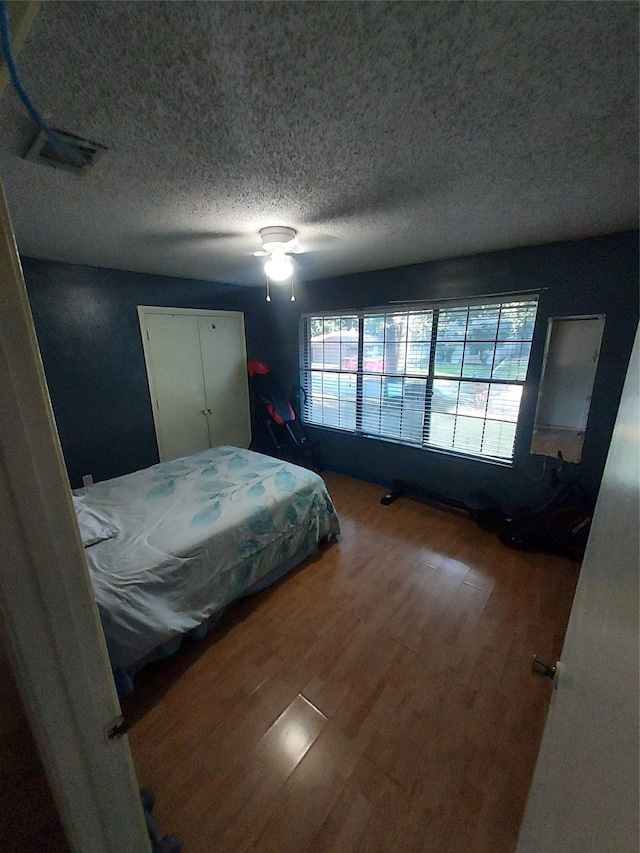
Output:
[{"xmin": 73, "ymin": 446, "xmax": 340, "ymax": 696}]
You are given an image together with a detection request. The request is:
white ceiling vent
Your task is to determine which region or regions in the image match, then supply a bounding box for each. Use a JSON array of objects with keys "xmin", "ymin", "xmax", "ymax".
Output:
[{"xmin": 24, "ymin": 129, "xmax": 107, "ymax": 175}]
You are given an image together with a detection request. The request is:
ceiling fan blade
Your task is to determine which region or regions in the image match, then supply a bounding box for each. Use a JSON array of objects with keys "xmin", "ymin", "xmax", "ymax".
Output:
[
  {"xmin": 293, "ymin": 233, "xmax": 344, "ymax": 253},
  {"xmin": 304, "ymin": 177, "xmax": 437, "ymax": 225},
  {"xmin": 143, "ymin": 229, "xmax": 244, "ymax": 246}
]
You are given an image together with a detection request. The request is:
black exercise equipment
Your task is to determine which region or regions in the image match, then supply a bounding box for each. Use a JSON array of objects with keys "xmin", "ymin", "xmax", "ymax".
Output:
[
  {"xmin": 380, "ymin": 479, "xmax": 504, "ymax": 531},
  {"xmin": 380, "ymin": 477, "xmax": 593, "ymax": 560},
  {"xmin": 498, "ymin": 481, "xmax": 593, "ymax": 560}
]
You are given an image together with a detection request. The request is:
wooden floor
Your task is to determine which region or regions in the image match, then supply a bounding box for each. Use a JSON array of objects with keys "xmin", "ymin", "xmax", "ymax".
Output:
[{"xmin": 124, "ymin": 473, "xmax": 579, "ymax": 853}]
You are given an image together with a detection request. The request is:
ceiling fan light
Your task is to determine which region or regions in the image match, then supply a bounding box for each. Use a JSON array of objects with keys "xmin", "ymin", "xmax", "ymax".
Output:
[{"xmin": 264, "ymin": 251, "xmax": 293, "ymax": 282}]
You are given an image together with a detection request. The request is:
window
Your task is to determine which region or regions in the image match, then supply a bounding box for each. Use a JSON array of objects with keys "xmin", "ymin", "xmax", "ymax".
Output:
[{"xmin": 300, "ymin": 298, "xmax": 538, "ymax": 462}]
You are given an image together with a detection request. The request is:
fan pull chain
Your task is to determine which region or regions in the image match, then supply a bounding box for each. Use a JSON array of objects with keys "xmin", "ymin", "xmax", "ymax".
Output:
[
  {"xmin": 265, "ymin": 272, "xmax": 271, "ymax": 302},
  {"xmin": 290, "ymin": 268, "xmax": 296, "ymax": 302}
]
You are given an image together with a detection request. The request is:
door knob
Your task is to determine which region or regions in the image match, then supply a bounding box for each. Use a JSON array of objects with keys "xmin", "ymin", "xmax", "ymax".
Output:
[{"xmin": 532, "ymin": 654, "xmax": 557, "ymax": 680}]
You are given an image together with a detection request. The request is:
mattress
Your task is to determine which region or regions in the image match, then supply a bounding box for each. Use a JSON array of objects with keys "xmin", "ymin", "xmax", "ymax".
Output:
[{"xmin": 78, "ymin": 446, "xmax": 340, "ymax": 671}]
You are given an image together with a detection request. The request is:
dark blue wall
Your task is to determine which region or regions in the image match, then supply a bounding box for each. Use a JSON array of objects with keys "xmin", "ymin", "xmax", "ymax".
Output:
[
  {"xmin": 24, "ymin": 231, "xmax": 638, "ymax": 509},
  {"xmin": 237, "ymin": 231, "xmax": 639, "ymax": 512},
  {"xmin": 23, "ymin": 259, "xmax": 248, "ymax": 487}
]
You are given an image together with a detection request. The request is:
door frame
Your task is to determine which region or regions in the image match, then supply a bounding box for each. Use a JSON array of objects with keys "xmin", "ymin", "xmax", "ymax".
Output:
[
  {"xmin": 0, "ymin": 181, "xmax": 150, "ymax": 851},
  {"xmin": 517, "ymin": 325, "xmax": 639, "ymax": 851},
  {"xmin": 137, "ymin": 305, "xmax": 249, "ymax": 461}
]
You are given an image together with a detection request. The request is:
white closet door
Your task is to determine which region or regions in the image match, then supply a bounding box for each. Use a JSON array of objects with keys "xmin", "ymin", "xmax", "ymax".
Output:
[
  {"xmin": 145, "ymin": 313, "xmax": 211, "ymax": 460},
  {"xmin": 198, "ymin": 314, "xmax": 251, "ymax": 449}
]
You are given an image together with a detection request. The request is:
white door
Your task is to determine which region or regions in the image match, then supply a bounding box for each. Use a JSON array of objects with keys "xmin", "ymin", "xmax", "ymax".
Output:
[
  {"xmin": 198, "ymin": 314, "xmax": 252, "ymax": 448},
  {"xmin": 144, "ymin": 313, "xmax": 211, "ymax": 460},
  {"xmin": 517, "ymin": 326, "xmax": 639, "ymax": 853},
  {"xmin": 139, "ymin": 307, "xmax": 251, "ymax": 461},
  {"xmin": 0, "ymin": 180, "xmax": 150, "ymax": 851}
]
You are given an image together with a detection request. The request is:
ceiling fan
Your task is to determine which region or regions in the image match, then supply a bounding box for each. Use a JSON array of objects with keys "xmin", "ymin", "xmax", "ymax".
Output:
[
  {"xmin": 253, "ymin": 226, "xmax": 301, "ymax": 283},
  {"xmin": 143, "ymin": 223, "xmax": 340, "ymax": 292}
]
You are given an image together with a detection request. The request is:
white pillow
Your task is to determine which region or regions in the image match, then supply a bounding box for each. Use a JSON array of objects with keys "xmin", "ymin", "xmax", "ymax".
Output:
[{"xmin": 72, "ymin": 496, "xmax": 119, "ymax": 547}]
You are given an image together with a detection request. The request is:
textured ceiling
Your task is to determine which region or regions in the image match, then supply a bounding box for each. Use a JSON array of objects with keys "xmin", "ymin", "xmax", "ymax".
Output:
[{"xmin": 0, "ymin": 1, "xmax": 637, "ymax": 286}]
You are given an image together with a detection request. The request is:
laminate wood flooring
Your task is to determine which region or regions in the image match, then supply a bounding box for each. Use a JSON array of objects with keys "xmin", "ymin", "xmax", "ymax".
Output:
[{"xmin": 124, "ymin": 473, "xmax": 579, "ymax": 853}]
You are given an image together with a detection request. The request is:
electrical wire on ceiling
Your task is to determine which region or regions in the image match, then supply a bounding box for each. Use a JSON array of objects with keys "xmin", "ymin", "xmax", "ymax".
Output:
[{"xmin": 0, "ymin": 0, "xmax": 86, "ymax": 167}]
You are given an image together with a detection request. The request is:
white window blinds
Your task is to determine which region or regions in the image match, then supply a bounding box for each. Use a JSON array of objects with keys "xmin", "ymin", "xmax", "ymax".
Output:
[{"xmin": 300, "ymin": 298, "xmax": 538, "ymax": 462}]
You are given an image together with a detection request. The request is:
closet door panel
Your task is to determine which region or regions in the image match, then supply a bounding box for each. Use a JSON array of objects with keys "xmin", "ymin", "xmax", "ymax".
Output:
[
  {"xmin": 145, "ymin": 313, "xmax": 210, "ymax": 460},
  {"xmin": 197, "ymin": 315, "xmax": 251, "ymax": 449}
]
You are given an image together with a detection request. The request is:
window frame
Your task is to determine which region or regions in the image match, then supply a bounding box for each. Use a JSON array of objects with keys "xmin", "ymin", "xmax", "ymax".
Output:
[{"xmin": 300, "ymin": 295, "xmax": 539, "ymax": 464}]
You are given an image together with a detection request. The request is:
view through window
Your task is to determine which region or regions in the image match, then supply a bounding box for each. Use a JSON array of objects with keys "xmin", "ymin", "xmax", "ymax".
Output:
[{"xmin": 300, "ymin": 298, "xmax": 538, "ymax": 461}]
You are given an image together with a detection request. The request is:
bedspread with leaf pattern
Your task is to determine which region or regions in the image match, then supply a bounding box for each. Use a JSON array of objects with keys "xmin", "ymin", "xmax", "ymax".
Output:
[{"xmin": 80, "ymin": 447, "xmax": 340, "ymax": 668}]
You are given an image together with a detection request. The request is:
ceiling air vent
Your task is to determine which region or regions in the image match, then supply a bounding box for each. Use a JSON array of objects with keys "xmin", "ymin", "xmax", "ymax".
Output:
[{"xmin": 24, "ymin": 129, "xmax": 107, "ymax": 175}]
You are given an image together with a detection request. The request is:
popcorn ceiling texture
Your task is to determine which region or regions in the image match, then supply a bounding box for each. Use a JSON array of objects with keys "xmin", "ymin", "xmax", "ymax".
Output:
[{"xmin": 0, "ymin": 1, "xmax": 636, "ymax": 285}]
